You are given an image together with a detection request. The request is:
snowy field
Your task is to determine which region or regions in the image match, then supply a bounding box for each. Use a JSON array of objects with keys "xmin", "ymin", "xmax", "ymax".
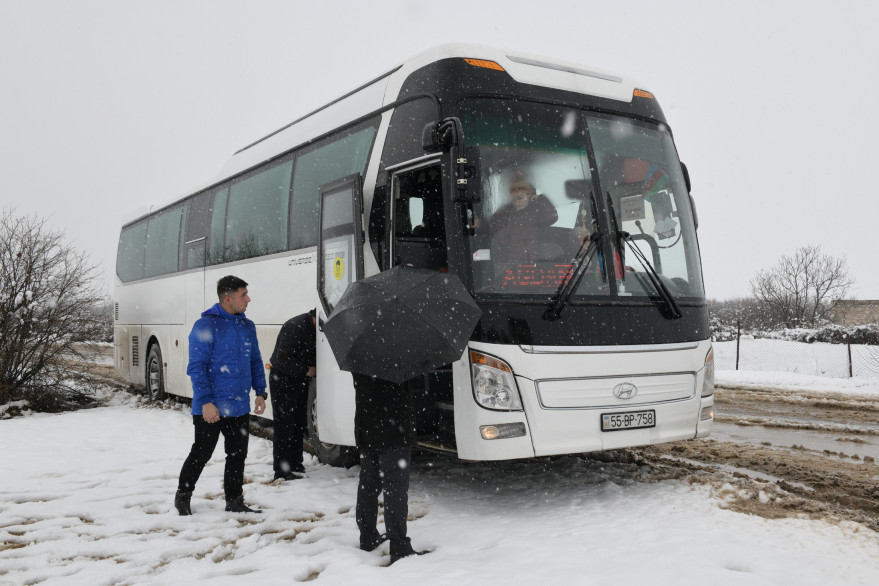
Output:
[
  {"xmin": 714, "ymin": 338, "xmax": 879, "ymax": 378},
  {"xmin": 2, "ymin": 382, "xmax": 879, "ymax": 586}
]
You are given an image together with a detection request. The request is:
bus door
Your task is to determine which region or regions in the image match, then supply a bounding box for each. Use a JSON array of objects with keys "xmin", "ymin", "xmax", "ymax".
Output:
[
  {"xmin": 388, "ymin": 161, "xmax": 458, "ymax": 444},
  {"xmin": 315, "ymin": 174, "xmax": 364, "ymax": 446},
  {"xmin": 390, "ymin": 162, "xmax": 448, "ymax": 271}
]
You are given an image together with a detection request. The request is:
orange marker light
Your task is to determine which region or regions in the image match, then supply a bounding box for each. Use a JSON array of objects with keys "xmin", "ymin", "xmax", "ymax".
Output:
[
  {"xmin": 634, "ymin": 89, "xmax": 655, "ymax": 99},
  {"xmin": 464, "ymin": 58, "xmax": 505, "ymax": 72},
  {"xmin": 470, "ymin": 351, "xmax": 512, "ymax": 373}
]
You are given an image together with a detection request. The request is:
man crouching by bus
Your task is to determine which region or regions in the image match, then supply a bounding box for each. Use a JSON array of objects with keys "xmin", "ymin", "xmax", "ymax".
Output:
[
  {"xmin": 268, "ymin": 308, "xmax": 317, "ymax": 481},
  {"xmin": 174, "ymin": 275, "xmax": 267, "ymax": 516}
]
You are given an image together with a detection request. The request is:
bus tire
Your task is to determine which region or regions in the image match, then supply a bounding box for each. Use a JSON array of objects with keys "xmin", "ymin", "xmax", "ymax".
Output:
[
  {"xmin": 145, "ymin": 344, "xmax": 166, "ymax": 401},
  {"xmin": 306, "ymin": 379, "xmax": 358, "ymax": 468}
]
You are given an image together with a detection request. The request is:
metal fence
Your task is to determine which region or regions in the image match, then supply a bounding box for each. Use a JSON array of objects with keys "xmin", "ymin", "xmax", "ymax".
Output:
[{"xmin": 713, "ymin": 336, "xmax": 879, "ymax": 378}]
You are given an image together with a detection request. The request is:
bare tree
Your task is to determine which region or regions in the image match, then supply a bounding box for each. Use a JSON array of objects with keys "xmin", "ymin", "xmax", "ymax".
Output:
[
  {"xmin": 750, "ymin": 245, "xmax": 855, "ymax": 328},
  {"xmin": 0, "ymin": 208, "xmax": 107, "ymax": 406},
  {"xmin": 709, "ymin": 296, "xmax": 775, "ymax": 333}
]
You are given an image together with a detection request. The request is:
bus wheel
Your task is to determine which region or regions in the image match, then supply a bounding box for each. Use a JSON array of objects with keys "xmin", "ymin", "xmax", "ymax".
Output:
[
  {"xmin": 146, "ymin": 344, "xmax": 166, "ymax": 401},
  {"xmin": 306, "ymin": 379, "xmax": 358, "ymax": 468}
]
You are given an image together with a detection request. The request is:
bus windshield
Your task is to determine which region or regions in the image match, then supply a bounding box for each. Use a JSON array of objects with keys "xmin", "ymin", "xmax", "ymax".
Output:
[{"xmin": 459, "ymin": 98, "xmax": 704, "ymax": 303}]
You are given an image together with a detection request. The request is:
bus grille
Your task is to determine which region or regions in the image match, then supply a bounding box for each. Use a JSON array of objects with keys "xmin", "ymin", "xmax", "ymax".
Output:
[
  {"xmin": 131, "ymin": 336, "xmax": 139, "ymax": 367},
  {"xmin": 535, "ymin": 373, "xmax": 695, "ymax": 409}
]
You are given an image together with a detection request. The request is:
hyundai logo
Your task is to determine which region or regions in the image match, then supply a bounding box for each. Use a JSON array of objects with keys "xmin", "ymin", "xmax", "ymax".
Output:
[{"xmin": 613, "ymin": 382, "xmax": 638, "ymax": 400}]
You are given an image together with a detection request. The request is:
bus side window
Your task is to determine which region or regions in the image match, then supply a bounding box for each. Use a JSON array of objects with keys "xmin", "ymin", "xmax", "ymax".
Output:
[
  {"xmin": 117, "ymin": 220, "xmax": 147, "ymax": 282},
  {"xmin": 144, "ymin": 205, "xmax": 183, "ymax": 278},
  {"xmin": 290, "ymin": 122, "xmax": 379, "ymax": 250},
  {"xmin": 183, "ymin": 192, "xmax": 212, "ymax": 269}
]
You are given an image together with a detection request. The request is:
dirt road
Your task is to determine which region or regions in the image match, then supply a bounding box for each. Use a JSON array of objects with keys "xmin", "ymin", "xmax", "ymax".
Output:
[
  {"xmin": 106, "ymin": 345, "xmax": 878, "ymax": 531},
  {"xmin": 618, "ymin": 385, "xmax": 879, "ymax": 531}
]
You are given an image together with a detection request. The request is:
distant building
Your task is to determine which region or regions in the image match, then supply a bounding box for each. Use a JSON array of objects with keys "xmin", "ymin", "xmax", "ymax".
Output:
[{"xmin": 830, "ymin": 300, "xmax": 879, "ymax": 325}]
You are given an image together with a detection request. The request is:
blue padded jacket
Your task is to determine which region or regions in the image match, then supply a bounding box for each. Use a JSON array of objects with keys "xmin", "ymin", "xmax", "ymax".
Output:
[{"xmin": 186, "ymin": 303, "xmax": 267, "ymax": 417}]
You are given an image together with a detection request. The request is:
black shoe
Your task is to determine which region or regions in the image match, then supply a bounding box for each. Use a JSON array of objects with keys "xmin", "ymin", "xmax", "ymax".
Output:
[
  {"xmin": 274, "ymin": 471, "xmax": 302, "ymax": 481},
  {"xmin": 174, "ymin": 490, "xmax": 192, "ymax": 516},
  {"xmin": 225, "ymin": 496, "xmax": 262, "ymax": 513},
  {"xmin": 389, "ymin": 547, "xmax": 429, "ymax": 564},
  {"xmin": 359, "ymin": 533, "xmax": 388, "ymax": 551}
]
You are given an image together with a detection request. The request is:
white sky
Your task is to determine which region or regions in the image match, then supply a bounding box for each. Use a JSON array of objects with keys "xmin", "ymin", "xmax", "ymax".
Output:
[{"xmin": 2, "ymin": 0, "xmax": 878, "ymax": 300}]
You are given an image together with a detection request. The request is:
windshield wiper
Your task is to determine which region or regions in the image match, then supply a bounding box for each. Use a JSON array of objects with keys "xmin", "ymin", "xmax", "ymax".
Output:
[
  {"xmin": 543, "ymin": 228, "xmax": 602, "ymax": 321},
  {"xmin": 605, "ymin": 193, "xmax": 683, "ymax": 320},
  {"xmin": 619, "ymin": 230, "xmax": 683, "ymax": 319}
]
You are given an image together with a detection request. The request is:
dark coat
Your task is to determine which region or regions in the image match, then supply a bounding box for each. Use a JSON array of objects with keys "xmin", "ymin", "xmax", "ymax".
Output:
[
  {"xmin": 353, "ymin": 373, "xmax": 417, "ymax": 451},
  {"xmin": 488, "ymin": 194, "xmax": 558, "ymax": 264},
  {"xmin": 269, "ymin": 313, "xmax": 316, "ymax": 380}
]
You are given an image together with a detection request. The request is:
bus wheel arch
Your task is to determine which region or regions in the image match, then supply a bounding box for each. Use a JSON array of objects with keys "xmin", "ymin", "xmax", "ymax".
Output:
[
  {"xmin": 145, "ymin": 340, "xmax": 166, "ymax": 401},
  {"xmin": 306, "ymin": 378, "xmax": 358, "ymax": 468}
]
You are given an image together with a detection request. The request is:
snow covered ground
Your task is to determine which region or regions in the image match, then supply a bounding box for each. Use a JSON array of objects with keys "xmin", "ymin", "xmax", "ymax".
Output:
[
  {"xmin": 714, "ymin": 338, "xmax": 879, "ymax": 378},
  {"xmin": 1, "ymin": 380, "xmax": 878, "ymax": 585}
]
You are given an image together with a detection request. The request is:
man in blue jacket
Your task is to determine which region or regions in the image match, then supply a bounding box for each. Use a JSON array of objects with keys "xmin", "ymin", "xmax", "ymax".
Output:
[{"xmin": 174, "ymin": 275, "xmax": 268, "ymax": 515}]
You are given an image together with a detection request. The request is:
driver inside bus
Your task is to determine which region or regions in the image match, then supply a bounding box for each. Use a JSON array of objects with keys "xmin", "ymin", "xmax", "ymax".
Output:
[{"xmin": 471, "ymin": 171, "xmax": 558, "ymax": 265}]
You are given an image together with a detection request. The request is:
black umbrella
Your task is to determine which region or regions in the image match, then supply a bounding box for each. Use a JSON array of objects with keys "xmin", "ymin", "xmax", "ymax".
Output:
[{"xmin": 322, "ymin": 266, "xmax": 482, "ymax": 384}]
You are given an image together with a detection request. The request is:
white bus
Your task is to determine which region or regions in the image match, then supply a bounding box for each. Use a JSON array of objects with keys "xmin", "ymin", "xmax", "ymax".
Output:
[{"xmin": 114, "ymin": 44, "xmax": 714, "ymax": 466}]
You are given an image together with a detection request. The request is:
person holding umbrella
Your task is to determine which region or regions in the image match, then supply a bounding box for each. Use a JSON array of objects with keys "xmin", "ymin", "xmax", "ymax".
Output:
[
  {"xmin": 322, "ymin": 265, "xmax": 482, "ymax": 564},
  {"xmin": 353, "ymin": 372, "xmax": 427, "ymax": 564}
]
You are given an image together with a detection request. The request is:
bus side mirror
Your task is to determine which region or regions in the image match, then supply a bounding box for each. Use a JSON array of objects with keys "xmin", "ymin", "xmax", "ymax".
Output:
[
  {"xmin": 689, "ymin": 193, "xmax": 699, "ymax": 230},
  {"xmin": 680, "ymin": 161, "xmax": 692, "ymax": 193},
  {"xmin": 424, "ymin": 118, "xmax": 481, "ymax": 203},
  {"xmin": 422, "ymin": 117, "xmax": 463, "ymax": 153},
  {"xmin": 422, "ymin": 121, "xmax": 442, "ymax": 152},
  {"xmin": 446, "ymin": 145, "xmax": 481, "ymax": 203}
]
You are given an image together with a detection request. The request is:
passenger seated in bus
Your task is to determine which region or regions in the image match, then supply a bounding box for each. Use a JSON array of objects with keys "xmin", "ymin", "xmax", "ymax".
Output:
[{"xmin": 472, "ymin": 172, "xmax": 558, "ymax": 265}]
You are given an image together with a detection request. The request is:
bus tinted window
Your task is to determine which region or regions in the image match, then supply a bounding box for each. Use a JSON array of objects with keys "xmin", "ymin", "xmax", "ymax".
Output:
[
  {"xmin": 144, "ymin": 206, "xmax": 183, "ymax": 278},
  {"xmin": 116, "ymin": 221, "xmax": 147, "ymax": 282},
  {"xmin": 382, "ymin": 97, "xmax": 438, "ymax": 166},
  {"xmin": 290, "ymin": 123, "xmax": 378, "ymax": 249},
  {"xmin": 183, "ymin": 193, "xmax": 211, "ymax": 269},
  {"xmin": 208, "ymin": 185, "xmax": 229, "ymax": 265},
  {"xmin": 225, "ymin": 159, "xmax": 293, "ymax": 262}
]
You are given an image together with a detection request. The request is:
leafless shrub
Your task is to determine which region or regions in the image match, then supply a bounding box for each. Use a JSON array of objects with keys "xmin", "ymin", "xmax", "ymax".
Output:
[
  {"xmin": 750, "ymin": 245, "xmax": 855, "ymax": 328},
  {"xmin": 0, "ymin": 208, "xmax": 107, "ymax": 406}
]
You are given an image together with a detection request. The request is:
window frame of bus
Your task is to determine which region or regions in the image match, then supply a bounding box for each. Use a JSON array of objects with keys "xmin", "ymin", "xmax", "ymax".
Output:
[{"xmin": 317, "ymin": 173, "xmax": 365, "ymax": 315}]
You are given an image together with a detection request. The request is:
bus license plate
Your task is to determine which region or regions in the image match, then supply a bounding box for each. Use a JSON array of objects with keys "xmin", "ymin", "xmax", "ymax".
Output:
[{"xmin": 601, "ymin": 410, "xmax": 656, "ymax": 432}]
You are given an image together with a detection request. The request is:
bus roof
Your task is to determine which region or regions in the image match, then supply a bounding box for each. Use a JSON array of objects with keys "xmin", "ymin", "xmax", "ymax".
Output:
[
  {"xmin": 121, "ymin": 44, "xmax": 648, "ymax": 226},
  {"xmin": 219, "ymin": 44, "xmax": 646, "ymax": 181}
]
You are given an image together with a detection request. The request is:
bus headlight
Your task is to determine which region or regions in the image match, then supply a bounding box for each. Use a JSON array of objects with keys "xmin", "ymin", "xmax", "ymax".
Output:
[
  {"xmin": 701, "ymin": 346, "xmax": 715, "ymax": 397},
  {"xmin": 470, "ymin": 351, "xmax": 523, "ymax": 411}
]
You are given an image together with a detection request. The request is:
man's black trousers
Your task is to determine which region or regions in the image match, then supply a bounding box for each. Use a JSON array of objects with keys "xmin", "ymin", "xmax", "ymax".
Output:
[
  {"xmin": 269, "ymin": 373, "xmax": 309, "ymax": 475},
  {"xmin": 177, "ymin": 414, "xmax": 250, "ymax": 499},
  {"xmin": 356, "ymin": 446, "xmax": 412, "ymax": 556}
]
